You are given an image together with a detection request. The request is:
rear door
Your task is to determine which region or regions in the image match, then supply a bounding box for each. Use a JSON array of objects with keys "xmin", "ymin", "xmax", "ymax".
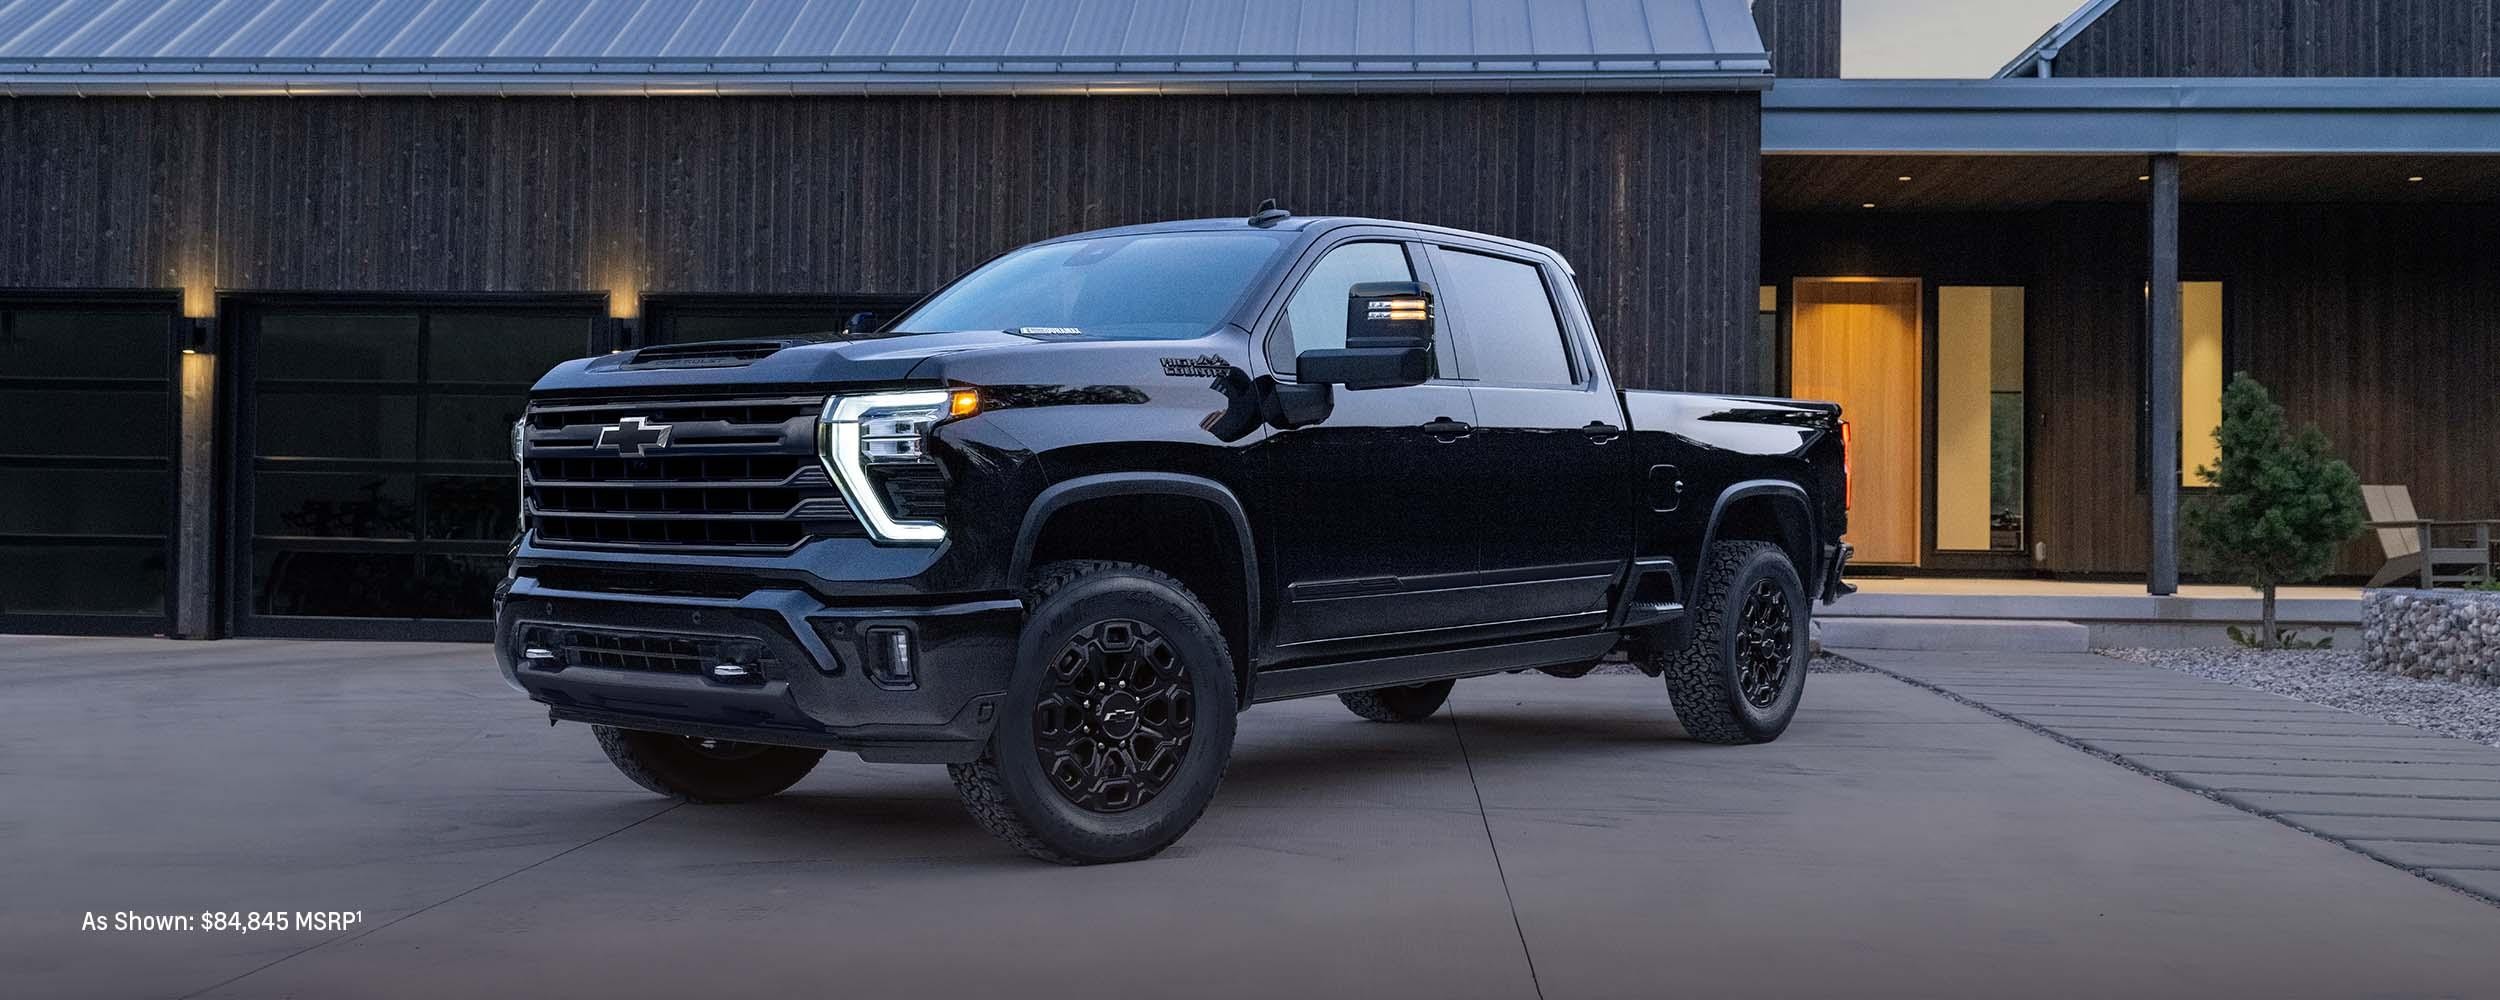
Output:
[
  {"xmin": 1425, "ymin": 244, "xmax": 1631, "ymax": 638},
  {"xmin": 1254, "ymin": 236, "xmax": 1487, "ymax": 660}
]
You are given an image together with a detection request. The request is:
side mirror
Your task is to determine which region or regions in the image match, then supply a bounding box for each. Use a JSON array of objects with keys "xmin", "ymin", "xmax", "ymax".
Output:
[
  {"xmin": 1295, "ymin": 281, "xmax": 1436, "ymax": 390},
  {"xmin": 844, "ymin": 311, "xmax": 879, "ymax": 334}
]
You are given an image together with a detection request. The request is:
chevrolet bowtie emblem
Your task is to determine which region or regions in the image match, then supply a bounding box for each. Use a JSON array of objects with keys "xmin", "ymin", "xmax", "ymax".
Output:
[{"xmin": 595, "ymin": 416, "xmax": 673, "ymax": 456}]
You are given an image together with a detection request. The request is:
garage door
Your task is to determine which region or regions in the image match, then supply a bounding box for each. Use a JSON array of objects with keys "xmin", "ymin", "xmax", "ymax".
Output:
[
  {"xmin": 0, "ymin": 299, "xmax": 180, "ymax": 635},
  {"xmin": 234, "ymin": 301, "xmax": 602, "ymax": 639}
]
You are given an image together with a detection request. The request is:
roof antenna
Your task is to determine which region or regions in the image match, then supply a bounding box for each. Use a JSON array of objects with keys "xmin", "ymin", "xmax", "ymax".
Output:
[{"xmin": 1248, "ymin": 198, "xmax": 1291, "ymax": 227}]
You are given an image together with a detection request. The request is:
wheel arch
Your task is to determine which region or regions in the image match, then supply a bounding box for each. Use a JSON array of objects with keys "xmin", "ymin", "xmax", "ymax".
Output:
[
  {"xmin": 1697, "ymin": 480, "xmax": 1822, "ymax": 597},
  {"xmin": 1011, "ymin": 473, "xmax": 1261, "ymax": 701}
]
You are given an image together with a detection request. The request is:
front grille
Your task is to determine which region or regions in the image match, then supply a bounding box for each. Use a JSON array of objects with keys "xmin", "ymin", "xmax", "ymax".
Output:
[
  {"xmin": 522, "ymin": 393, "xmax": 863, "ymax": 552},
  {"xmin": 517, "ymin": 624, "xmax": 774, "ymax": 680},
  {"xmin": 566, "ymin": 630, "xmax": 709, "ymax": 675}
]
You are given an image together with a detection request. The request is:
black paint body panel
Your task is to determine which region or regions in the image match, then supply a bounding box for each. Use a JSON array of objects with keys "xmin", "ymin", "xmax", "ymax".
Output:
[{"xmin": 500, "ymin": 217, "xmax": 1847, "ymax": 753}]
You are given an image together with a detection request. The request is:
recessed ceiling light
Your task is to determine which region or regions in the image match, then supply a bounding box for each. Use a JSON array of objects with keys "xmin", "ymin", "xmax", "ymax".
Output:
[
  {"xmin": 1860, "ymin": 202, "xmax": 1877, "ymax": 209},
  {"xmin": 2408, "ymin": 175, "xmax": 2426, "ymax": 183},
  {"xmin": 2138, "ymin": 175, "xmax": 2151, "ymax": 182},
  {"xmin": 1896, "ymin": 175, "xmax": 1913, "ymax": 182}
]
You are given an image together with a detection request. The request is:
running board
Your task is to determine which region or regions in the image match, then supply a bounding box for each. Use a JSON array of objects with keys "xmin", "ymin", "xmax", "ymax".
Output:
[{"xmin": 1251, "ymin": 632, "xmax": 1620, "ymax": 704}]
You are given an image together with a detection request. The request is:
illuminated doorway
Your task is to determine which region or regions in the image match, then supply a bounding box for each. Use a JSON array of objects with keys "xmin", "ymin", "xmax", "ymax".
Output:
[{"xmin": 1791, "ymin": 278, "xmax": 1922, "ymax": 566}]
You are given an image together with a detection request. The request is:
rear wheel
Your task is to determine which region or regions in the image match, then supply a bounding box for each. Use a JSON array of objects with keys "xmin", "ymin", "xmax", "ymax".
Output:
[
  {"xmin": 1654, "ymin": 541, "xmax": 1809, "ymax": 744},
  {"xmin": 592, "ymin": 726, "xmax": 824, "ymax": 803},
  {"xmin": 950, "ymin": 561, "xmax": 1238, "ymax": 865},
  {"xmin": 1338, "ymin": 679, "xmax": 1455, "ymax": 722}
]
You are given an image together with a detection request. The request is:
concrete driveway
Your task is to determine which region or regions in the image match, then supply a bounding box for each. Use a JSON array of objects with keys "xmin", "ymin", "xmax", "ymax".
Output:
[{"xmin": 5, "ymin": 637, "xmax": 2499, "ymax": 999}]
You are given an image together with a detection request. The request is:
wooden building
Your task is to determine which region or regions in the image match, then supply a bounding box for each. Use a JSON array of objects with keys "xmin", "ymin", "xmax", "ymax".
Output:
[
  {"xmin": 0, "ymin": 0, "xmax": 1769, "ymax": 639},
  {"xmin": 3, "ymin": 0, "xmax": 2498, "ymax": 641}
]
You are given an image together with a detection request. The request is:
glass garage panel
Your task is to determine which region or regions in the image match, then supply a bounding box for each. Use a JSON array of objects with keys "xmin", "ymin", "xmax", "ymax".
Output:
[
  {"xmin": 242, "ymin": 305, "xmax": 596, "ymax": 632},
  {"xmin": 0, "ymin": 302, "xmax": 177, "ymax": 627}
]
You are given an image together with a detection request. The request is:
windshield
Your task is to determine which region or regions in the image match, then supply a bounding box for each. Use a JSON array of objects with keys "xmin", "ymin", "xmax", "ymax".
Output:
[{"xmin": 894, "ymin": 232, "xmax": 1289, "ymax": 340}]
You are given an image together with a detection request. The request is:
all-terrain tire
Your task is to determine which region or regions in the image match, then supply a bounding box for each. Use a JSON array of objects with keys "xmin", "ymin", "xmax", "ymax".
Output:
[
  {"xmin": 591, "ymin": 726, "xmax": 825, "ymax": 803},
  {"xmin": 1655, "ymin": 540, "xmax": 1810, "ymax": 745},
  {"xmin": 949, "ymin": 560, "xmax": 1238, "ymax": 865},
  {"xmin": 1338, "ymin": 679, "xmax": 1455, "ymax": 722}
]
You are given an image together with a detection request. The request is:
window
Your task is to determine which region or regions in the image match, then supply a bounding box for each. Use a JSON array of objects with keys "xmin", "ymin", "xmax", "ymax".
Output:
[
  {"xmin": 896, "ymin": 232, "xmax": 1289, "ymax": 340},
  {"xmin": 245, "ymin": 306, "xmax": 596, "ymax": 625},
  {"xmin": 1936, "ymin": 287, "xmax": 2025, "ymax": 553},
  {"xmin": 2141, "ymin": 281, "xmax": 2227, "ymax": 487},
  {"xmin": 1270, "ymin": 242, "xmax": 1420, "ymax": 373},
  {"xmin": 2181, "ymin": 282, "xmax": 2225, "ymax": 483},
  {"xmin": 1757, "ymin": 286, "xmax": 1781, "ymax": 395},
  {"xmin": 1434, "ymin": 249, "xmax": 1574, "ymax": 386}
]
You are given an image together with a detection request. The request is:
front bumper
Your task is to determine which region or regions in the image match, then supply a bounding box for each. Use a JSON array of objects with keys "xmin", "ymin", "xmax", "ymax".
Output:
[{"xmin": 496, "ymin": 575, "xmax": 1020, "ymax": 763}]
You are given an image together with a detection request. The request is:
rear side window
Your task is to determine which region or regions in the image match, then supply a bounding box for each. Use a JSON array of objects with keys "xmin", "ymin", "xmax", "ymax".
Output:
[
  {"xmin": 1435, "ymin": 249, "xmax": 1575, "ymax": 386},
  {"xmin": 1272, "ymin": 242, "xmax": 1414, "ymax": 372}
]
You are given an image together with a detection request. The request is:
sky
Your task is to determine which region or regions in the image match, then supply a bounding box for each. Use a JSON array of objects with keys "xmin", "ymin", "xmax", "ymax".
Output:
[{"xmin": 1833, "ymin": 0, "xmax": 2087, "ymax": 78}]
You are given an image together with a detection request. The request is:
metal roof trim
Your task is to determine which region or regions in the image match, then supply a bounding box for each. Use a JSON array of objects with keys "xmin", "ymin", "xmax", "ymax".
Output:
[{"xmin": 1995, "ymin": 0, "xmax": 2127, "ymax": 79}]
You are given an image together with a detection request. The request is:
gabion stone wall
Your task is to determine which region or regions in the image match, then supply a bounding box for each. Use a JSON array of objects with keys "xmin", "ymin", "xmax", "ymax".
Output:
[{"xmin": 2364, "ymin": 590, "xmax": 2500, "ymax": 686}]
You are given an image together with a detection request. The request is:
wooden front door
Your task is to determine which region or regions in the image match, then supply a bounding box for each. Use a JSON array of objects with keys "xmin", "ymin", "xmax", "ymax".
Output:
[{"xmin": 1791, "ymin": 279, "xmax": 1923, "ymax": 566}]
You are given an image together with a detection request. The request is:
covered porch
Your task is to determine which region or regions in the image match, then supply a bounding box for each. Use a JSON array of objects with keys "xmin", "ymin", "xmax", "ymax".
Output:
[{"xmin": 1760, "ymin": 79, "xmax": 2500, "ymax": 594}]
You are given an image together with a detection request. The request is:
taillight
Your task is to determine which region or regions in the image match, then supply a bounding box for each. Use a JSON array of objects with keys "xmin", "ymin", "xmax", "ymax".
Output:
[{"xmin": 1839, "ymin": 420, "xmax": 1854, "ymax": 511}]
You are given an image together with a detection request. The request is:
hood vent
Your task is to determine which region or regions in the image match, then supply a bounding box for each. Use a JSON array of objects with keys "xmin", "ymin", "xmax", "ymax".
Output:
[{"xmin": 621, "ymin": 340, "xmax": 789, "ymax": 369}]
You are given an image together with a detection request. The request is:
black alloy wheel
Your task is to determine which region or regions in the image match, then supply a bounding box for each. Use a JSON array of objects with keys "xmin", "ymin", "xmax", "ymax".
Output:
[
  {"xmin": 1031, "ymin": 618, "xmax": 1197, "ymax": 813},
  {"xmin": 1735, "ymin": 580, "xmax": 1795, "ymax": 709}
]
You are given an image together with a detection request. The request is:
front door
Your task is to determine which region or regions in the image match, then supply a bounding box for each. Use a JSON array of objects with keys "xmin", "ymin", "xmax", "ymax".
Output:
[
  {"xmin": 1256, "ymin": 238, "xmax": 1485, "ymax": 659},
  {"xmin": 1791, "ymin": 278, "xmax": 1922, "ymax": 566}
]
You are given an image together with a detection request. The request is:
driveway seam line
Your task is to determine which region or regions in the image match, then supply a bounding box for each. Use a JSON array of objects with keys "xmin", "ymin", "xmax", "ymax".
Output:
[
  {"xmin": 1836, "ymin": 655, "xmax": 2500, "ymax": 911},
  {"xmin": 176, "ymin": 801, "xmax": 684, "ymax": 999},
  {"xmin": 1448, "ymin": 701, "xmax": 1546, "ymax": 1000}
]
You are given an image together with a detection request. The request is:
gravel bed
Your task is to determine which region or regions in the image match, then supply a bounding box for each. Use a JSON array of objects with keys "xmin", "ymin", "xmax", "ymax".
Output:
[{"xmin": 2102, "ymin": 647, "xmax": 2500, "ymax": 749}]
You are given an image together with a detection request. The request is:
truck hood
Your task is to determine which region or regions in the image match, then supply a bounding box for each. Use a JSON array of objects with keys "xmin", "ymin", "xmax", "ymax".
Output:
[{"xmin": 529, "ymin": 330, "xmax": 1056, "ymax": 394}]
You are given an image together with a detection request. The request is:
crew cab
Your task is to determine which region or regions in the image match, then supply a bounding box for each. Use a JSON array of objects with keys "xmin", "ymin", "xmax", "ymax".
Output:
[{"xmin": 497, "ymin": 209, "xmax": 1851, "ymax": 864}]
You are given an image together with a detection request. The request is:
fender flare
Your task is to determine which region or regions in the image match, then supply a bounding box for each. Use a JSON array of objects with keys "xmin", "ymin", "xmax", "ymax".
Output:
[
  {"xmin": 1009, "ymin": 472, "xmax": 1262, "ymax": 679},
  {"xmin": 1696, "ymin": 479, "xmax": 1824, "ymax": 598}
]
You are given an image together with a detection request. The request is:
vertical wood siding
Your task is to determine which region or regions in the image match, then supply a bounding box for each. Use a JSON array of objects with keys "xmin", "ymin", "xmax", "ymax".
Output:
[
  {"xmin": 2053, "ymin": 0, "xmax": 2500, "ymax": 77},
  {"xmin": 1769, "ymin": 202, "xmax": 2500, "ymax": 578},
  {"xmin": 1752, "ymin": 0, "xmax": 1843, "ymax": 78},
  {"xmin": 0, "ymin": 94, "xmax": 1762, "ymax": 394}
]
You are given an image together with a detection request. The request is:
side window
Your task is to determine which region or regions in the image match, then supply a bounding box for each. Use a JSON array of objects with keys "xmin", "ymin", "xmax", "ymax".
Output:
[
  {"xmin": 1271, "ymin": 242, "xmax": 1417, "ymax": 374},
  {"xmin": 1435, "ymin": 249, "xmax": 1575, "ymax": 386}
]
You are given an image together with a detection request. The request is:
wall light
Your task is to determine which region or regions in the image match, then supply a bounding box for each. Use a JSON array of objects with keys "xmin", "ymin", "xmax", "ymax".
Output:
[
  {"xmin": 2137, "ymin": 175, "xmax": 2151, "ymax": 182},
  {"xmin": 1896, "ymin": 175, "xmax": 1913, "ymax": 182},
  {"xmin": 182, "ymin": 317, "xmax": 214, "ymax": 355},
  {"xmin": 2408, "ymin": 175, "xmax": 2426, "ymax": 183},
  {"xmin": 1860, "ymin": 202, "xmax": 1877, "ymax": 209},
  {"xmin": 607, "ymin": 288, "xmax": 640, "ymax": 320}
]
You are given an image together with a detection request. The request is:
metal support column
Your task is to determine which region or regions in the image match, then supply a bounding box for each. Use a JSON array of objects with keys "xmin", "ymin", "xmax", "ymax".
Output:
[{"xmin": 2146, "ymin": 154, "xmax": 2183, "ymax": 596}]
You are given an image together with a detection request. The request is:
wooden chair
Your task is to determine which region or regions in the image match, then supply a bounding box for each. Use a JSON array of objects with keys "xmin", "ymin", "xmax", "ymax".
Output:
[{"xmin": 2362, "ymin": 484, "xmax": 2499, "ymax": 588}]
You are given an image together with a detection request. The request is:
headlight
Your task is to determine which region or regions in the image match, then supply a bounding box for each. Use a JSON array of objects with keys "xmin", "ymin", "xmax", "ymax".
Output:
[
  {"xmin": 511, "ymin": 417, "xmax": 528, "ymax": 535},
  {"xmin": 819, "ymin": 390, "xmax": 975, "ymax": 544}
]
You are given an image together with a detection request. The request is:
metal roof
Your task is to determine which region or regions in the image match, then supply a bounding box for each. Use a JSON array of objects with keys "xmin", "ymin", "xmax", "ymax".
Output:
[
  {"xmin": 1995, "ymin": 0, "xmax": 2122, "ymax": 79},
  {"xmin": 1764, "ymin": 78, "xmax": 2500, "ymax": 155},
  {"xmin": 0, "ymin": 0, "xmax": 1770, "ymax": 96}
]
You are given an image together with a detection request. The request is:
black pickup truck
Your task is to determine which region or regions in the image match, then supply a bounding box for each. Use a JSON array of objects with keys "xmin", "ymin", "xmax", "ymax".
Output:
[{"xmin": 498, "ymin": 210, "xmax": 1852, "ymax": 864}]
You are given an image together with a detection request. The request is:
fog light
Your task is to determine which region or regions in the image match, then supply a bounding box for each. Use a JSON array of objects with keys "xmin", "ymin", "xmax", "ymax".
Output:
[{"xmin": 867, "ymin": 627, "xmax": 917, "ymax": 688}]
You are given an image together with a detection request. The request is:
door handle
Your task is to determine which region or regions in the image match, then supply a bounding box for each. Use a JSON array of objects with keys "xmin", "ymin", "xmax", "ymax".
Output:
[
  {"xmin": 1582, "ymin": 421, "xmax": 1624, "ymax": 443},
  {"xmin": 1420, "ymin": 417, "xmax": 1473, "ymax": 441}
]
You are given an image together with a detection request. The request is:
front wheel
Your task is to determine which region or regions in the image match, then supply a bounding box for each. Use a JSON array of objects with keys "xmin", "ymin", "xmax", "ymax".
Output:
[
  {"xmin": 592, "ymin": 726, "xmax": 825, "ymax": 803},
  {"xmin": 1653, "ymin": 540, "xmax": 1809, "ymax": 744},
  {"xmin": 950, "ymin": 561, "xmax": 1238, "ymax": 864}
]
